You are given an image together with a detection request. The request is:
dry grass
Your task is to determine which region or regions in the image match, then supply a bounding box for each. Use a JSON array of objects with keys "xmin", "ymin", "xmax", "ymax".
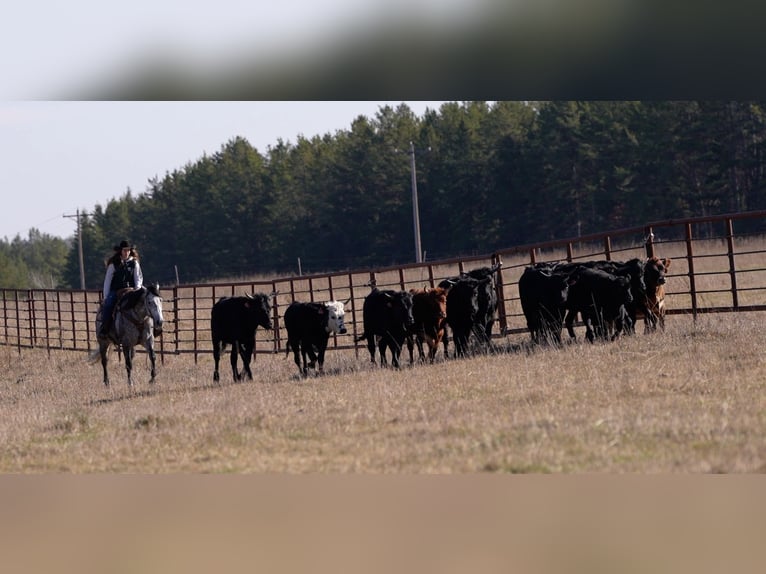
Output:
[{"xmin": 1, "ymin": 311, "xmax": 764, "ymax": 473}]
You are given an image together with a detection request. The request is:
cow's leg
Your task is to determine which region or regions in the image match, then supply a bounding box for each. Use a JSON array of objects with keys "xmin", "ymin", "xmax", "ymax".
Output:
[
  {"xmin": 366, "ymin": 337, "xmax": 377, "ymax": 365},
  {"xmin": 453, "ymin": 330, "xmax": 467, "ymax": 357},
  {"xmin": 583, "ymin": 314, "xmax": 596, "ymax": 343},
  {"xmin": 377, "ymin": 338, "xmax": 388, "ymax": 367},
  {"xmin": 390, "ymin": 338, "xmax": 402, "ymax": 369},
  {"xmin": 290, "ymin": 340, "xmax": 304, "ymax": 375},
  {"xmin": 241, "ymin": 343, "xmax": 254, "ymax": 381},
  {"xmin": 299, "ymin": 343, "xmax": 310, "ymax": 376},
  {"xmin": 564, "ymin": 309, "xmax": 578, "ymax": 340},
  {"xmin": 405, "ymin": 334, "xmax": 415, "ymax": 365},
  {"xmin": 229, "ymin": 343, "xmax": 240, "ymax": 381},
  {"xmin": 316, "ymin": 345, "xmax": 326, "ymax": 374},
  {"xmin": 213, "ymin": 339, "xmax": 222, "ymax": 382},
  {"xmin": 424, "ymin": 337, "xmax": 435, "ymax": 363},
  {"xmin": 305, "ymin": 341, "xmax": 318, "ymax": 371},
  {"xmin": 485, "ymin": 320, "xmax": 495, "ymax": 342}
]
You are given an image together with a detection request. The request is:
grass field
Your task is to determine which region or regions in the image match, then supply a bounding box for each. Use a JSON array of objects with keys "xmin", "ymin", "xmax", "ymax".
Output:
[{"xmin": 1, "ymin": 310, "xmax": 764, "ymax": 473}]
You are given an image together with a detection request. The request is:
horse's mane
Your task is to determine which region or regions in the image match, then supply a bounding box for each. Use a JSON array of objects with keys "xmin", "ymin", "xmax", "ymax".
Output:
[{"xmin": 119, "ymin": 287, "xmax": 146, "ymax": 311}]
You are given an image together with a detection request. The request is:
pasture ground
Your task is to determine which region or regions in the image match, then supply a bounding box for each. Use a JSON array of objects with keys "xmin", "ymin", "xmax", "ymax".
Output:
[
  {"xmin": 2, "ymin": 312, "xmax": 765, "ymax": 573},
  {"xmin": 1, "ymin": 312, "xmax": 764, "ymax": 473}
]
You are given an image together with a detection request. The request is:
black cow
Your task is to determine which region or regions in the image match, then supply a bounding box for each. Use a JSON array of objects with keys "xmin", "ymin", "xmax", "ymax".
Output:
[
  {"xmin": 555, "ymin": 258, "xmax": 649, "ymax": 334},
  {"xmin": 284, "ymin": 300, "xmax": 348, "ymax": 376},
  {"xmin": 356, "ymin": 288, "xmax": 415, "ymax": 368},
  {"xmin": 211, "ymin": 292, "xmax": 275, "ymax": 382},
  {"xmin": 564, "ymin": 267, "xmax": 633, "ymax": 342},
  {"xmin": 444, "ymin": 274, "xmax": 499, "ymax": 357},
  {"xmin": 518, "ymin": 263, "xmax": 573, "ymax": 345},
  {"xmin": 438, "ymin": 263, "xmax": 502, "ymax": 357}
]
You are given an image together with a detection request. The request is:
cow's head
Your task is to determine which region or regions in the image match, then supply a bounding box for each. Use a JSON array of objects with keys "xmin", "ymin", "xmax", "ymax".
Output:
[
  {"xmin": 324, "ymin": 301, "xmax": 348, "ymax": 335},
  {"xmin": 617, "ymin": 276, "xmax": 633, "ymax": 304},
  {"xmin": 384, "ymin": 290, "xmax": 415, "ymax": 329},
  {"xmin": 644, "ymin": 257, "xmax": 671, "ymax": 289},
  {"xmin": 245, "ymin": 291, "xmax": 276, "ymax": 330},
  {"xmin": 430, "ymin": 287, "xmax": 448, "ymax": 319}
]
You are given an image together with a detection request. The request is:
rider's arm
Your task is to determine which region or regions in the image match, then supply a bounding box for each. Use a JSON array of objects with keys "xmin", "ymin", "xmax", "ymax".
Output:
[
  {"xmin": 103, "ymin": 264, "xmax": 114, "ymax": 294},
  {"xmin": 134, "ymin": 261, "xmax": 144, "ymax": 290}
]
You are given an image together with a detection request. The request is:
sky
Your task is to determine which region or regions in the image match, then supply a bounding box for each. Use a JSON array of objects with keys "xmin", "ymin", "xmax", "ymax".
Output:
[
  {"xmin": 0, "ymin": 1, "xmax": 754, "ymax": 241},
  {"xmin": 0, "ymin": 101, "xmax": 446, "ymax": 241},
  {"xmin": 1, "ymin": 1, "xmax": 493, "ymax": 99}
]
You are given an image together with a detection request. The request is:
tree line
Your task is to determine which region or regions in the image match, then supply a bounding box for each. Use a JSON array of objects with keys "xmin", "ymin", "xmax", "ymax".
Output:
[{"xmin": 3, "ymin": 101, "xmax": 766, "ymax": 290}]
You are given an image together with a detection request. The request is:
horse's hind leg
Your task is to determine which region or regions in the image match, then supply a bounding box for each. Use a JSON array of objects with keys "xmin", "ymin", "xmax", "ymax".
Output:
[{"xmin": 100, "ymin": 345, "xmax": 110, "ymax": 387}]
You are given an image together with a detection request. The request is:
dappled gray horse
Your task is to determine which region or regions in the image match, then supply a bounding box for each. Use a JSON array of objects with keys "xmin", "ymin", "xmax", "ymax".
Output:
[{"xmin": 93, "ymin": 284, "xmax": 164, "ymax": 387}]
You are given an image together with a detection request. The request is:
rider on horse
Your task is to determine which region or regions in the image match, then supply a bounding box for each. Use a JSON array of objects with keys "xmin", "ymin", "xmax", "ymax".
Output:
[{"xmin": 99, "ymin": 240, "xmax": 143, "ymax": 337}]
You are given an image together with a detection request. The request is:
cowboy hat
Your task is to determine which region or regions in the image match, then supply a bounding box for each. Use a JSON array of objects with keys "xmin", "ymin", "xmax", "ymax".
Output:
[{"xmin": 113, "ymin": 240, "xmax": 135, "ymax": 251}]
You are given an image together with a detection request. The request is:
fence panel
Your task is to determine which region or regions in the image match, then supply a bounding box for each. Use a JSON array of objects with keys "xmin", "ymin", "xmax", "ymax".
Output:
[{"xmin": 3, "ymin": 211, "xmax": 766, "ymax": 355}]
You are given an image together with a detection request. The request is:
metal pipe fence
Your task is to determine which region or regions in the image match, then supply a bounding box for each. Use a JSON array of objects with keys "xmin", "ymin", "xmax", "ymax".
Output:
[{"xmin": 3, "ymin": 211, "xmax": 766, "ymax": 357}]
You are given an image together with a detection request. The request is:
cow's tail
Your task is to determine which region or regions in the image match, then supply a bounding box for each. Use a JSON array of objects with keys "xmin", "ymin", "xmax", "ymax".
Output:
[{"xmin": 284, "ymin": 339, "xmax": 291, "ymax": 359}]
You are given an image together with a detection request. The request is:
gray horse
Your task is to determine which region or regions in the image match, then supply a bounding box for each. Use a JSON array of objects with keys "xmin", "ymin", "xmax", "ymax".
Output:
[{"xmin": 92, "ymin": 284, "xmax": 164, "ymax": 387}]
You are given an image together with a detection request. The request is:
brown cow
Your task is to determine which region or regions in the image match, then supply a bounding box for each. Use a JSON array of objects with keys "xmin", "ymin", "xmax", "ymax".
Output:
[
  {"xmin": 638, "ymin": 257, "xmax": 671, "ymax": 331},
  {"xmin": 406, "ymin": 287, "xmax": 448, "ymax": 363}
]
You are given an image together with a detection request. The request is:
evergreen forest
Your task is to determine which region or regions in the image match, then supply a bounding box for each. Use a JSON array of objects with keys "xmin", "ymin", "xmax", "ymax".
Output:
[{"xmin": 3, "ymin": 101, "xmax": 766, "ymax": 290}]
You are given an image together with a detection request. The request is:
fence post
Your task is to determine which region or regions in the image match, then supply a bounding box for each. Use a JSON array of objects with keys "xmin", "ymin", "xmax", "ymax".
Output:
[
  {"xmin": 685, "ymin": 223, "xmax": 698, "ymax": 320},
  {"xmin": 726, "ymin": 218, "xmax": 739, "ymax": 309},
  {"xmin": 604, "ymin": 236, "xmax": 612, "ymax": 260},
  {"xmin": 644, "ymin": 226, "xmax": 655, "ymax": 259},
  {"xmin": 492, "ymin": 254, "xmax": 508, "ymax": 335}
]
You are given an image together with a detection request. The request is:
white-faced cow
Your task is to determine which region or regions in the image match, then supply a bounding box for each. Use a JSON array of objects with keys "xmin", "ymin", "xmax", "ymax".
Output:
[
  {"xmin": 284, "ymin": 300, "xmax": 348, "ymax": 377},
  {"xmin": 356, "ymin": 287, "xmax": 415, "ymax": 368},
  {"xmin": 211, "ymin": 292, "xmax": 276, "ymax": 382},
  {"xmin": 406, "ymin": 287, "xmax": 448, "ymax": 363}
]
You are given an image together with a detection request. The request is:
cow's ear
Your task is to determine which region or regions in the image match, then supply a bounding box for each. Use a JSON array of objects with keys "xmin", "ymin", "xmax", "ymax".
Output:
[
  {"xmin": 663, "ymin": 258, "xmax": 672, "ymax": 270},
  {"xmin": 244, "ymin": 301, "xmax": 251, "ymax": 309},
  {"xmin": 387, "ymin": 301, "xmax": 393, "ymax": 308},
  {"xmin": 318, "ymin": 306, "xmax": 326, "ymax": 315}
]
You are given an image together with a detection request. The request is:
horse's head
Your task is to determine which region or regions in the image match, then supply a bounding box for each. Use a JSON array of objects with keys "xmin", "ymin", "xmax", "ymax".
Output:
[{"xmin": 145, "ymin": 283, "xmax": 164, "ymax": 337}]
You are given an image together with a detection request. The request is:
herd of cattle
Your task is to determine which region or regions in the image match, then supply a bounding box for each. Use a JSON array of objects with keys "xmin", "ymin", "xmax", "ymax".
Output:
[{"xmin": 209, "ymin": 257, "xmax": 671, "ymax": 381}]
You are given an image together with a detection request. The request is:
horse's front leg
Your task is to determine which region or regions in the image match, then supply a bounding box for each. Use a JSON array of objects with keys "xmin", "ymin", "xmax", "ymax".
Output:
[
  {"xmin": 146, "ymin": 337, "xmax": 157, "ymax": 383},
  {"xmin": 124, "ymin": 346, "xmax": 135, "ymax": 387}
]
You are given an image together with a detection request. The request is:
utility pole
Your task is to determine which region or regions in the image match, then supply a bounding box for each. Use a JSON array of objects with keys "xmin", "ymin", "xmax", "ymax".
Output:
[
  {"xmin": 63, "ymin": 209, "xmax": 87, "ymax": 290},
  {"xmin": 398, "ymin": 142, "xmax": 430, "ymax": 263}
]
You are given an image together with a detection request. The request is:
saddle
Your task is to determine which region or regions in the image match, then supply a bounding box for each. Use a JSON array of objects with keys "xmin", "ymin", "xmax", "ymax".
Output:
[{"xmin": 100, "ymin": 287, "xmax": 137, "ymax": 323}]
